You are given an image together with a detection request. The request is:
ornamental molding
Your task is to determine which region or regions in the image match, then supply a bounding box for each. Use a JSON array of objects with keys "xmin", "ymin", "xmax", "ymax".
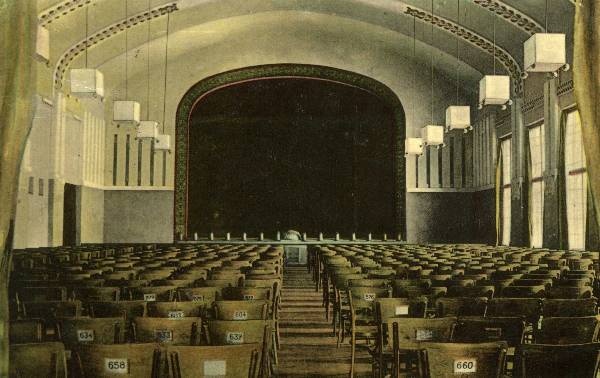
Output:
[
  {"xmin": 471, "ymin": 0, "xmax": 544, "ymax": 34},
  {"xmin": 405, "ymin": 6, "xmax": 524, "ymax": 95},
  {"xmin": 53, "ymin": 2, "xmax": 178, "ymax": 89},
  {"xmin": 39, "ymin": 0, "xmax": 95, "ymax": 27}
]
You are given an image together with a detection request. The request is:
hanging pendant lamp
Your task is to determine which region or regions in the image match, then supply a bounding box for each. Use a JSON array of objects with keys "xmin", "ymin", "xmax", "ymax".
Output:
[
  {"xmin": 70, "ymin": 5, "xmax": 104, "ymax": 98},
  {"xmin": 478, "ymin": 10, "xmax": 511, "ymax": 110},
  {"xmin": 153, "ymin": 11, "xmax": 171, "ymax": 152}
]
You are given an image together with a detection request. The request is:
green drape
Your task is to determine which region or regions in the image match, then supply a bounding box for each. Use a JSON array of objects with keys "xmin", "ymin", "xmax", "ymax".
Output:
[
  {"xmin": 0, "ymin": 0, "xmax": 38, "ymax": 375},
  {"xmin": 573, "ymin": 0, "xmax": 600, "ymax": 241},
  {"xmin": 586, "ymin": 184, "xmax": 600, "ymax": 250},
  {"xmin": 557, "ymin": 111, "xmax": 569, "ymax": 249},
  {"xmin": 495, "ymin": 139, "xmax": 503, "ymax": 246}
]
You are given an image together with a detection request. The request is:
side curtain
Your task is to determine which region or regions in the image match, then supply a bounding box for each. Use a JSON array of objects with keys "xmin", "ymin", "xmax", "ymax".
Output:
[
  {"xmin": 573, "ymin": 0, "xmax": 600, "ymax": 240},
  {"xmin": 586, "ymin": 184, "xmax": 600, "ymax": 250},
  {"xmin": 557, "ymin": 112, "xmax": 569, "ymax": 249},
  {"xmin": 526, "ymin": 135, "xmax": 533, "ymax": 248},
  {"xmin": 0, "ymin": 0, "xmax": 38, "ymax": 375},
  {"xmin": 495, "ymin": 141, "xmax": 503, "ymax": 246}
]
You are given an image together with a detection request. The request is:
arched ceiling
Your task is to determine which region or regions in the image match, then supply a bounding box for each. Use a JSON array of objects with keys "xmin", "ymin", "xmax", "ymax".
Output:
[{"xmin": 38, "ymin": 0, "xmax": 576, "ymax": 98}]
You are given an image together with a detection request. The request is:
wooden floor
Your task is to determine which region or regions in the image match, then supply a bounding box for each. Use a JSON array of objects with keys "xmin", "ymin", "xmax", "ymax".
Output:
[{"xmin": 276, "ymin": 266, "xmax": 372, "ymax": 377}]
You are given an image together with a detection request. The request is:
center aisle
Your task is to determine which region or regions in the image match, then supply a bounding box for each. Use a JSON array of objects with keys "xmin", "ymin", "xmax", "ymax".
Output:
[{"xmin": 275, "ymin": 266, "xmax": 371, "ymax": 377}]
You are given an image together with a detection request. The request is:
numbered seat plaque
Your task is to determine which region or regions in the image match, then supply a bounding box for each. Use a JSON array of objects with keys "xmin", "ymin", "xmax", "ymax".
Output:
[
  {"xmin": 104, "ymin": 358, "xmax": 128, "ymax": 374},
  {"xmin": 454, "ymin": 359, "xmax": 477, "ymax": 374},
  {"xmin": 204, "ymin": 360, "xmax": 226, "ymax": 376},
  {"xmin": 233, "ymin": 310, "xmax": 248, "ymax": 320},
  {"xmin": 243, "ymin": 294, "xmax": 255, "ymax": 301},
  {"xmin": 144, "ymin": 293, "xmax": 156, "ymax": 302},
  {"xmin": 395, "ymin": 305, "xmax": 409, "ymax": 315},
  {"xmin": 226, "ymin": 331, "xmax": 244, "ymax": 344},
  {"xmin": 154, "ymin": 329, "xmax": 173, "ymax": 342},
  {"xmin": 77, "ymin": 329, "xmax": 95, "ymax": 342},
  {"xmin": 168, "ymin": 311, "xmax": 185, "ymax": 319}
]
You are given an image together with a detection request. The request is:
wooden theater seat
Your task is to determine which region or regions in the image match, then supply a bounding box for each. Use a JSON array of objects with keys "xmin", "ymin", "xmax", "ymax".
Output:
[
  {"xmin": 9, "ymin": 342, "xmax": 68, "ymax": 378},
  {"xmin": 133, "ymin": 317, "xmax": 202, "ymax": 345}
]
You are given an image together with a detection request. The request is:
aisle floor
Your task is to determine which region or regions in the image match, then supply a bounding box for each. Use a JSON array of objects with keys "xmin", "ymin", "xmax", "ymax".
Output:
[{"xmin": 275, "ymin": 266, "xmax": 372, "ymax": 377}]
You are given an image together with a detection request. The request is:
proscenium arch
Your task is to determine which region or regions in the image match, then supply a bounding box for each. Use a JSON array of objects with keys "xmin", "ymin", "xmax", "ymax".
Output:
[{"xmin": 174, "ymin": 64, "xmax": 406, "ymax": 239}]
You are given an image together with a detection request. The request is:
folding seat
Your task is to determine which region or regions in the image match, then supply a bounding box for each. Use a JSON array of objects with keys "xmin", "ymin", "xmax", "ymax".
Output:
[
  {"xmin": 129, "ymin": 285, "xmax": 177, "ymax": 302},
  {"xmin": 72, "ymin": 343, "xmax": 161, "ymax": 378},
  {"xmin": 501, "ymin": 285, "xmax": 545, "ymax": 298},
  {"xmin": 436, "ymin": 297, "xmax": 488, "ymax": 317},
  {"xmin": 392, "ymin": 279, "xmax": 431, "ymax": 296},
  {"xmin": 87, "ymin": 300, "xmax": 147, "ymax": 320},
  {"xmin": 201, "ymin": 277, "xmax": 244, "ymax": 288},
  {"xmin": 10, "ymin": 319, "xmax": 47, "ymax": 343},
  {"xmin": 22, "ymin": 300, "xmax": 83, "ymax": 319},
  {"xmin": 57, "ymin": 317, "xmax": 125, "ymax": 349},
  {"xmin": 546, "ymin": 285, "xmax": 593, "ymax": 299},
  {"xmin": 515, "ymin": 343, "xmax": 600, "ymax": 378},
  {"xmin": 9, "ymin": 342, "xmax": 67, "ymax": 378},
  {"xmin": 221, "ymin": 286, "xmax": 272, "ymax": 301},
  {"xmin": 133, "ymin": 316, "xmax": 202, "ymax": 345},
  {"xmin": 152, "ymin": 279, "xmax": 196, "ymax": 288},
  {"xmin": 147, "ymin": 301, "xmax": 203, "ymax": 318},
  {"xmin": 102, "ymin": 270, "xmax": 137, "ymax": 281},
  {"xmin": 417, "ymin": 341, "xmax": 508, "ymax": 378},
  {"xmin": 213, "ymin": 300, "xmax": 270, "ymax": 320},
  {"xmin": 138, "ymin": 269, "xmax": 175, "ymax": 281},
  {"xmin": 177, "ymin": 286, "xmax": 220, "ymax": 304},
  {"xmin": 447, "ymin": 285, "xmax": 495, "ymax": 299},
  {"xmin": 542, "ymin": 297, "xmax": 598, "ymax": 317},
  {"xmin": 165, "ymin": 344, "xmax": 262, "ymax": 378},
  {"xmin": 73, "ymin": 287, "xmax": 120, "ymax": 301},
  {"xmin": 533, "ymin": 315, "xmax": 600, "ymax": 344},
  {"xmin": 388, "ymin": 317, "xmax": 456, "ymax": 345},
  {"xmin": 17, "ymin": 286, "xmax": 67, "ymax": 302},
  {"xmin": 485, "ymin": 298, "xmax": 542, "ymax": 326},
  {"xmin": 453, "ymin": 316, "xmax": 525, "ymax": 347}
]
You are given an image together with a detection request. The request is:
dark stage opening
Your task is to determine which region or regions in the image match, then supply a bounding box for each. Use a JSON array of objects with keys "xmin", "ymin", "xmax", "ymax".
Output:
[{"xmin": 187, "ymin": 77, "xmax": 398, "ymax": 236}]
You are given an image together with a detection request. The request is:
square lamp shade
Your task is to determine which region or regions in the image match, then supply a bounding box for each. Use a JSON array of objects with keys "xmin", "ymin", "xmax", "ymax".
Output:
[
  {"xmin": 35, "ymin": 25, "xmax": 50, "ymax": 62},
  {"xmin": 113, "ymin": 101, "xmax": 141, "ymax": 124},
  {"xmin": 137, "ymin": 121, "xmax": 159, "ymax": 140},
  {"xmin": 421, "ymin": 125, "xmax": 444, "ymax": 146},
  {"xmin": 70, "ymin": 69, "xmax": 104, "ymax": 98},
  {"xmin": 479, "ymin": 75, "xmax": 510, "ymax": 106},
  {"xmin": 154, "ymin": 134, "xmax": 170, "ymax": 151},
  {"xmin": 445, "ymin": 106, "xmax": 471, "ymax": 131},
  {"xmin": 524, "ymin": 33, "xmax": 566, "ymax": 73},
  {"xmin": 405, "ymin": 137, "xmax": 424, "ymax": 156}
]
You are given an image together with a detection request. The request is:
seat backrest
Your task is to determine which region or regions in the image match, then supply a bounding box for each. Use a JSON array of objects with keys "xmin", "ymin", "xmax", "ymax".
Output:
[
  {"xmin": 166, "ymin": 344, "xmax": 262, "ymax": 378},
  {"xmin": 147, "ymin": 302, "xmax": 203, "ymax": 318},
  {"xmin": 542, "ymin": 298, "xmax": 598, "ymax": 317},
  {"xmin": 58, "ymin": 317, "xmax": 125, "ymax": 349},
  {"xmin": 213, "ymin": 300, "xmax": 270, "ymax": 320},
  {"xmin": 73, "ymin": 287, "xmax": 120, "ymax": 301},
  {"xmin": 387, "ymin": 317, "xmax": 456, "ymax": 344},
  {"xmin": 375, "ymin": 297, "xmax": 428, "ymax": 321},
  {"xmin": 420, "ymin": 341, "xmax": 508, "ymax": 378},
  {"xmin": 546, "ymin": 286, "xmax": 593, "ymax": 299},
  {"xmin": 23, "ymin": 300, "xmax": 83, "ymax": 319},
  {"xmin": 73, "ymin": 343, "xmax": 161, "ymax": 378},
  {"xmin": 207, "ymin": 320, "xmax": 271, "ymax": 346},
  {"xmin": 87, "ymin": 300, "xmax": 147, "ymax": 320},
  {"xmin": 347, "ymin": 287, "xmax": 390, "ymax": 310},
  {"xmin": 447, "ymin": 285, "xmax": 495, "ymax": 299},
  {"xmin": 9, "ymin": 342, "xmax": 67, "ymax": 378},
  {"xmin": 10, "ymin": 319, "xmax": 44, "ymax": 344},
  {"xmin": 177, "ymin": 287, "xmax": 220, "ymax": 304},
  {"xmin": 220, "ymin": 287, "xmax": 272, "ymax": 301},
  {"xmin": 436, "ymin": 297, "xmax": 488, "ymax": 317},
  {"xmin": 17, "ymin": 287, "xmax": 67, "ymax": 302},
  {"xmin": 453, "ymin": 316, "xmax": 525, "ymax": 347},
  {"xmin": 486, "ymin": 298, "xmax": 541, "ymax": 324},
  {"xmin": 501, "ymin": 285, "xmax": 545, "ymax": 298},
  {"xmin": 129, "ymin": 286, "xmax": 176, "ymax": 302},
  {"xmin": 515, "ymin": 343, "xmax": 600, "ymax": 378},
  {"xmin": 534, "ymin": 316, "xmax": 600, "ymax": 344},
  {"xmin": 133, "ymin": 317, "xmax": 202, "ymax": 345}
]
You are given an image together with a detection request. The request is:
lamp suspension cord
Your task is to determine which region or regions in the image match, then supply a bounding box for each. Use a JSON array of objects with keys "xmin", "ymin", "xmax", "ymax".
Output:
[
  {"xmin": 493, "ymin": 12, "xmax": 496, "ymax": 75},
  {"xmin": 161, "ymin": 12, "xmax": 171, "ymax": 133},
  {"xmin": 412, "ymin": 14, "xmax": 416, "ymax": 131},
  {"xmin": 456, "ymin": 0, "xmax": 460, "ymax": 104},
  {"xmin": 85, "ymin": 5, "xmax": 89, "ymax": 68},
  {"xmin": 430, "ymin": 0, "xmax": 434, "ymax": 125},
  {"xmin": 125, "ymin": 0, "xmax": 128, "ymax": 99},
  {"xmin": 147, "ymin": 0, "xmax": 151, "ymax": 119},
  {"xmin": 545, "ymin": 0, "xmax": 549, "ymax": 32}
]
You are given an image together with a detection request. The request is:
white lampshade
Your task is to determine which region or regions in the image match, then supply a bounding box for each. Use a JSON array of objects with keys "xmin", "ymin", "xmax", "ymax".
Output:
[
  {"xmin": 137, "ymin": 121, "xmax": 159, "ymax": 140},
  {"xmin": 445, "ymin": 106, "xmax": 471, "ymax": 131},
  {"xmin": 154, "ymin": 134, "xmax": 170, "ymax": 151},
  {"xmin": 524, "ymin": 33, "xmax": 566, "ymax": 73},
  {"xmin": 405, "ymin": 138, "xmax": 424, "ymax": 156},
  {"xmin": 70, "ymin": 69, "xmax": 104, "ymax": 98},
  {"xmin": 479, "ymin": 75, "xmax": 510, "ymax": 107},
  {"xmin": 35, "ymin": 25, "xmax": 50, "ymax": 62},
  {"xmin": 113, "ymin": 101, "xmax": 141, "ymax": 124},
  {"xmin": 421, "ymin": 125, "xmax": 445, "ymax": 146}
]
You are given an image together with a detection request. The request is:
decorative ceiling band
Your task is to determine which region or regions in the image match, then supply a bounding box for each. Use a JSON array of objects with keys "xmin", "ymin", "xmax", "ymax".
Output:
[
  {"xmin": 39, "ymin": 0, "xmax": 95, "ymax": 27},
  {"xmin": 471, "ymin": 0, "xmax": 544, "ymax": 34},
  {"xmin": 53, "ymin": 2, "xmax": 178, "ymax": 89},
  {"xmin": 405, "ymin": 6, "xmax": 524, "ymax": 95}
]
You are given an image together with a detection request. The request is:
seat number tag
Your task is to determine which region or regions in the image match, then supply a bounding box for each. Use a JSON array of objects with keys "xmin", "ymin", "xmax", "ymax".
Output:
[
  {"xmin": 192, "ymin": 295, "xmax": 204, "ymax": 302},
  {"xmin": 77, "ymin": 329, "xmax": 94, "ymax": 342},
  {"xmin": 144, "ymin": 293, "xmax": 156, "ymax": 302},
  {"xmin": 104, "ymin": 358, "xmax": 128, "ymax": 374},
  {"xmin": 454, "ymin": 359, "xmax": 477, "ymax": 373},
  {"xmin": 168, "ymin": 311, "xmax": 185, "ymax": 319},
  {"xmin": 395, "ymin": 305, "xmax": 409, "ymax": 315},
  {"xmin": 155, "ymin": 329, "xmax": 173, "ymax": 342},
  {"xmin": 226, "ymin": 331, "xmax": 244, "ymax": 344},
  {"xmin": 415, "ymin": 329, "xmax": 434, "ymax": 341},
  {"xmin": 363, "ymin": 293, "xmax": 376, "ymax": 301},
  {"xmin": 204, "ymin": 360, "xmax": 226, "ymax": 376},
  {"xmin": 233, "ymin": 310, "xmax": 248, "ymax": 320},
  {"xmin": 243, "ymin": 294, "xmax": 255, "ymax": 300}
]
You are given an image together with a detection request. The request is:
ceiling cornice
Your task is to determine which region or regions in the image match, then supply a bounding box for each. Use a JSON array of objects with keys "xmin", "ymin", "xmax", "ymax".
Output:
[
  {"xmin": 39, "ymin": 0, "xmax": 95, "ymax": 27},
  {"xmin": 53, "ymin": 2, "xmax": 178, "ymax": 90},
  {"xmin": 470, "ymin": 0, "xmax": 544, "ymax": 35}
]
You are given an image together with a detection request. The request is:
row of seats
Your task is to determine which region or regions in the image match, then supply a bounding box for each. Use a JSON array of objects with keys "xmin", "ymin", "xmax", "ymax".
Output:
[
  {"xmin": 311, "ymin": 243, "xmax": 600, "ymax": 377},
  {"xmin": 9, "ymin": 243, "xmax": 284, "ymax": 378}
]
